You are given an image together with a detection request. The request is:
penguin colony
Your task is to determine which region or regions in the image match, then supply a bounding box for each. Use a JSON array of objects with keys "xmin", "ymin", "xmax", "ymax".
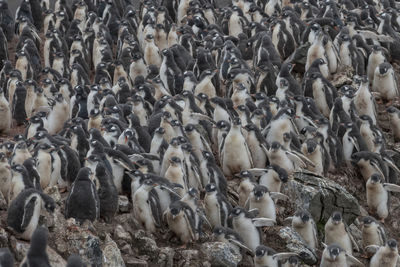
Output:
[{"xmin": 0, "ymin": 0, "xmax": 399, "ymax": 266}]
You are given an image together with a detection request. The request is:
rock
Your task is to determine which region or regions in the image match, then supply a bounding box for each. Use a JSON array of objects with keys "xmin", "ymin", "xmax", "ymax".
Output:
[
  {"xmin": 178, "ymin": 250, "xmax": 200, "ymax": 267},
  {"xmin": 120, "ymin": 242, "xmax": 133, "ymax": 255},
  {"xmin": 124, "ymin": 257, "xmax": 148, "ymax": 267},
  {"xmin": 103, "ymin": 234, "xmax": 125, "ymax": 267},
  {"xmin": 0, "ymin": 227, "xmax": 9, "ymax": 247},
  {"xmin": 0, "ymin": 190, "xmax": 8, "ymax": 210},
  {"xmin": 201, "ymin": 242, "xmax": 242, "ymax": 267},
  {"xmin": 118, "ymin": 196, "xmax": 131, "ymax": 213},
  {"xmin": 86, "ymin": 235, "xmax": 103, "ymax": 266},
  {"xmin": 44, "ymin": 186, "xmax": 62, "ymax": 205},
  {"xmin": 114, "ymin": 225, "xmax": 132, "ymax": 243},
  {"xmin": 331, "ymin": 72, "xmax": 353, "ymax": 88},
  {"xmin": 278, "ymin": 227, "xmax": 317, "ymax": 265},
  {"xmin": 131, "ymin": 230, "xmax": 160, "ymax": 261},
  {"xmin": 12, "ymin": 240, "xmax": 67, "ymax": 266},
  {"xmin": 286, "ymin": 171, "xmax": 360, "ymax": 225},
  {"xmin": 158, "ymin": 247, "xmax": 175, "ymax": 267}
]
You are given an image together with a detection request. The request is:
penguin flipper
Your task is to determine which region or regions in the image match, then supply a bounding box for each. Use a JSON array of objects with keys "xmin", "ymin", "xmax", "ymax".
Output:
[
  {"xmin": 383, "ymin": 183, "xmax": 400, "ymax": 192},
  {"xmin": 364, "ymin": 245, "xmax": 380, "ymax": 254},
  {"xmin": 252, "ymin": 217, "xmax": 276, "ymax": 227},
  {"xmin": 21, "ymin": 196, "xmax": 37, "ymax": 230},
  {"xmin": 345, "ymin": 253, "xmax": 364, "ymax": 267},
  {"xmin": 247, "ymin": 168, "xmax": 268, "ymax": 176},
  {"xmin": 270, "ymin": 192, "xmax": 289, "ymax": 201},
  {"xmin": 229, "ymin": 239, "xmax": 254, "ymax": 255},
  {"xmin": 286, "ymin": 150, "xmax": 315, "ymax": 168},
  {"xmin": 183, "ymin": 206, "xmax": 197, "ymax": 241}
]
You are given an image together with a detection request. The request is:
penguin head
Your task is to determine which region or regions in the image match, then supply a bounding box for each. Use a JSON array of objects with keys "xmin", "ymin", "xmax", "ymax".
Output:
[
  {"xmin": 15, "ymin": 141, "xmax": 28, "ymax": 150},
  {"xmin": 142, "ymin": 178, "xmax": 158, "ymax": 190},
  {"xmin": 378, "ymin": 62, "xmax": 391, "ymax": 75},
  {"xmin": 187, "ymin": 188, "xmax": 198, "ymax": 198},
  {"xmin": 331, "ymin": 211, "xmax": 343, "ymax": 224},
  {"xmin": 154, "ymin": 127, "xmax": 165, "ymax": 135},
  {"xmin": 387, "ymin": 106, "xmax": 400, "ymax": 115},
  {"xmin": 76, "ymin": 167, "xmax": 93, "ymax": 181},
  {"xmin": 213, "ymin": 226, "xmax": 225, "ymax": 237},
  {"xmin": 237, "ymin": 170, "xmax": 253, "ymax": 180},
  {"xmin": 229, "ymin": 207, "xmax": 245, "ymax": 219},
  {"xmin": 270, "ymin": 142, "xmax": 281, "ymax": 152},
  {"xmin": 370, "ymin": 173, "xmax": 382, "ymax": 184},
  {"xmin": 279, "ymin": 78, "xmax": 289, "ymax": 89},
  {"xmin": 202, "ymin": 150, "xmax": 214, "ymax": 160},
  {"xmin": 327, "ymin": 244, "xmax": 342, "ymax": 261},
  {"xmin": 387, "ymin": 239, "xmax": 398, "ymax": 250},
  {"xmin": 253, "ymin": 185, "xmax": 268, "ymax": 200},
  {"xmin": 253, "ymin": 92, "xmax": 267, "ymax": 102},
  {"xmin": 169, "ymin": 201, "xmax": 186, "ymax": 218},
  {"xmin": 232, "ymin": 117, "xmax": 241, "ymax": 126},
  {"xmin": 196, "ymin": 93, "xmax": 209, "ymax": 102},
  {"xmin": 181, "ymin": 143, "xmax": 193, "ymax": 153},
  {"xmin": 184, "ymin": 124, "xmax": 195, "ymax": 133},
  {"xmin": 170, "ymin": 137, "xmax": 181, "ymax": 147},
  {"xmin": 244, "ymin": 123, "xmax": 257, "ymax": 132},
  {"xmin": 305, "ymin": 139, "xmax": 318, "ymax": 154},
  {"xmin": 169, "ymin": 156, "xmax": 182, "ymax": 165},
  {"xmin": 11, "ymin": 164, "xmax": 27, "ymax": 176},
  {"xmin": 362, "ymin": 216, "xmax": 375, "ymax": 227},
  {"xmin": 205, "ymin": 183, "xmax": 217, "ymax": 193},
  {"xmin": 216, "ymin": 120, "xmax": 230, "ymax": 131},
  {"xmin": 310, "ymin": 23, "xmax": 321, "ymax": 32},
  {"xmin": 255, "ymin": 245, "xmax": 276, "ymax": 258},
  {"xmin": 296, "ymin": 210, "xmax": 311, "ymax": 223},
  {"xmin": 130, "ymin": 170, "xmax": 144, "ymax": 181}
]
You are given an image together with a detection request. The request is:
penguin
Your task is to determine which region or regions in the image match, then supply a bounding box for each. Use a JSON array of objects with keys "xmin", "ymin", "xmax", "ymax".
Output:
[
  {"xmin": 95, "ymin": 162, "xmax": 118, "ymax": 223},
  {"xmin": 320, "ymin": 244, "xmax": 363, "ymax": 267},
  {"xmin": 19, "ymin": 226, "xmax": 51, "ymax": 267},
  {"xmin": 221, "ymin": 117, "xmax": 253, "ymax": 177},
  {"xmin": 181, "ymin": 188, "xmax": 205, "ymax": 238},
  {"xmin": 132, "ymin": 178, "xmax": 162, "ymax": 234},
  {"xmin": 0, "ymin": 248, "xmax": 13, "ymax": 267},
  {"xmin": 65, "ymin": 167, "xmax": 100, "ymax": 224},
  {"xmin": 387, "ymin": 106, "xmax": 400, "ymax": 141},
  {"xmin": 351, "ymin": 152, "xmax": 388, "ymax": 182},
  {"xmin": 306, "ymin": 30, "xmax": 327, "ymax": 72},
  {"xmin": 237, "ymin": 170, "xmax": 256, "ymax": 207},
  {"xmin": 0, "ymin": 88, "xmax": 11, "ymax": 134},
  {"xmin": 164, "ymin": 156, "xmax": 187, "ymax": 196},
  {"xmin": 366, "ymin": 173, "xmax": 400, "ymax": 221},
  {"xmin": 0, "ymin": 152, "xmax": 11, "ymax": 198},
  {"xmin": 34, "ymin": 143, "xmax": 54, "ymax": 189},
  {"xmin": 249, "ymin": 165, "xmax": 288, "ymax": 193},
  {"xmin": 246, "ymin": 184, "xmax": 288, "ymax": 221},
  {"xmin": 353, "ymin": 76, "xmax": 377, "ymax": 124},
  {"xmin": 159, "ymin": 48, "xmax": 183, "ymax": 95},
  {"xmin": 361, "ymin": 216, "xmax": 386, "ymax": 248},
  {"xmin": 8, "ymin": 164, "xmax": 34, "ymax": 203},
  {"xmin": 285, "ymin": 209, "xmax": 318, "ymax": 249},
  {"xmin": 202, "ymin": 150, "xmax": 228, "ymax": 196},
  {"xmin": 367, "ymin": 45, "xmax": 387, "ymax": 84},
  {"xmin": 372, "ymin": 62, "xmax": 399, "ymax": 102},
  {"xmin": 194, "ymin": 69, "xmax": 218, "ymax": 98},
  {"xmin": 204, "ymin": 183, "xmax": 232, "ymax": 228},
  {"xmin": 229, "ymin": 207, "xmax": 276, "ymax": 252},
  {"xmin": 144, "ymin": 34, "xmax": 162, "ymax": 68},
  {"xmin": 7, "ymin": 189, "xmax": 55, "ymax": 240},
  {"xmin": 276, "ymin": 62, "xmax": 302, "ymax": 97},
  {"xmin": 301, "ymin": 138, "xmax": 329, "ymax": 175},
  {"xmin": 369, "ymin": 239, "xmax": 399, "ymax": 267},
  {"xmin": 11, "ymin": 81, "xmax": 27, "ymax": 126},
  {"xmin": 324, "ymin": 211, "xmax": 356, "ymax": 255},
  {"xmin": 165, "ymin": 200, "xmax": 198, "ymax": 244},
  {"xmin": 254, "ymin": 245, "xmax": 298, "ymax": 267}
]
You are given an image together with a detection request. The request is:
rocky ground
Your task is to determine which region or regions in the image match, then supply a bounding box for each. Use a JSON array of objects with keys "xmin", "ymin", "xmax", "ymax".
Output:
[{"xmin": 2, "ymin": 2, "xmax": 400, "ymax": 267}]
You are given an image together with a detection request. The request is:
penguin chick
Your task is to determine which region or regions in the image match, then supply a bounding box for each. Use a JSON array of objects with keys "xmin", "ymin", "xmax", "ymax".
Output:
[
  {"xmin": 0, "ymin": 152, "xmax": 11, "ymax": 199},
  {"xmin": 204, "ymin": 183, "xmax": 232, "ymax": 228},
  {"xmin": 372, "ymin": 62, "xmax": 399, "ymax": 102},
  {"xmin": 132, "ymin": 178, "xmax": 162, "ymax": 234},
  {"xmin": 285, "ymin": 209, "xmax": 318, "ymax": 249},
  {"xmin": 0, "ymin": 88, "xmax": 11, "ymax": 133},
  {"xmin": 387, "ymin": 106, "xmax": 400, "ymax": 142},
  {"xmin": 229, "ymin": 207, "xmax": 276, "ymax": 252},
  {"xmin": 65, "ymin": 167, "xmax": 100, "ymax": 224},
  {"xmin": 165, "ymin": 200, "xmax": 198, "ymax": 244},
  {"xmin": 254, "ymin": 245, "xmax": 298, "ymax": 267},
  {"xmin": 320, "ymin": 243, "xmax": 363, "ymax": 267},
  {"xmin": 324, "ymin": 211, "xmax": 355, "ymax": 255},
  {"xmin": 237, "ymin": 170, "xmax": 256, "ymax": 207},
  {"xmin": 20, "ymin": 226, "xmax": 51, "ymax": 267},
  {"xmin": 8, "ymin": 164, "xmax": 34, "ymax": 204},
  {"xmin": 221, "ymin": 117, "xmax": 253, "ymax": 177},
  {"xmin": 366, "ymin": 173, "xmax": 400, "ymax": 221},
  {"xmin": 369, "ymin": 239, "xmax": 399, "ymax": 267},
  {"xmin": 361, "ymin": 216, "xmax": 386, "ymax": 249},
  {"xmin": 95, "ymin": 163, "xmax": 118, "ymax": 223},
  {"xmin": 246, "ymin": 185, "xmax": 288, "ymax": 221},
  {"xmin": 7, "ymin": 188, "xmax": 55, "ymax": 240}
]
